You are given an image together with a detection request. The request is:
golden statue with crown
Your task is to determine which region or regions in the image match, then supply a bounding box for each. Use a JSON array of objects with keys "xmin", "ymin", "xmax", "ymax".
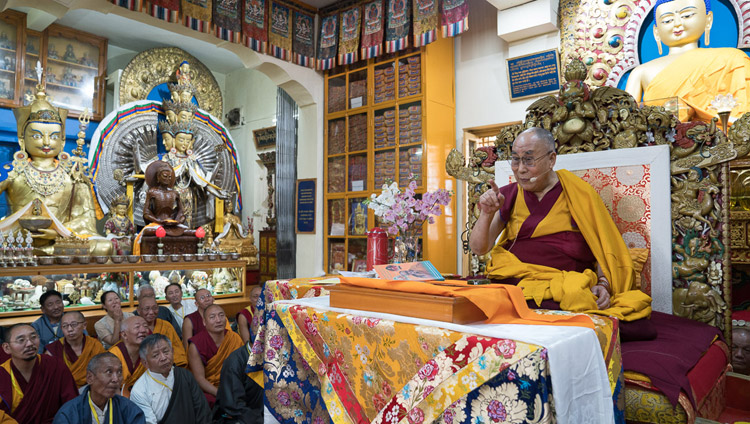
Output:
[{"xmin": 0, "ymin": 62, "xmax": 112, "ymax": 255}]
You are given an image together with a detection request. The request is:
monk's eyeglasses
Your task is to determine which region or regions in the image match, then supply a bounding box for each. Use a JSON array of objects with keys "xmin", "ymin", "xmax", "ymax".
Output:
[
  {"xmin": 61, "ymin": 321, "xmax": 85, "ymax": 330},
  {"xmin": 509, "ymin": 151, "xmax": 553, "ymax": 168},
  {"xmin": 11, "ymin": 334, "xmax": 39, "ymax": 345}
]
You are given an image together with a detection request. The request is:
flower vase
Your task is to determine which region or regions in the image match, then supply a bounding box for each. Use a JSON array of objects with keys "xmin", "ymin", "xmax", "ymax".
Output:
[{"xmin": 393, "ymin": 231, "xmax": 421, "ymax": 263}]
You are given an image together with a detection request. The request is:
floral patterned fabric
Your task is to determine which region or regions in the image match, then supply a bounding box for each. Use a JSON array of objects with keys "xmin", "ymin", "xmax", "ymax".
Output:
[{"xmin": 250, "ymin": 279, "xmax": 624, "ymax": 424}]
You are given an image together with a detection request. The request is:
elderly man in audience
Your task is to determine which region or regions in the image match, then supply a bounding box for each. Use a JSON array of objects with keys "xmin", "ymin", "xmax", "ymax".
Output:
[
  {"xmin": 0, "ymin": 324, "xmax": 78, "ymax": 423},
  {"xmin": 182, "ymin": 288, "xmax": 229, "ymax": 352},
  {"xmin": 45, "ymin": 311, "xmax": 106, "ymax": 389},
  {"xmin": 109, "ymin": 315, "xmax": 149, "ymax": 397},
  {"xmin": 31, "ymin": 290, "xmax": 66, "ymax": 353},
  {"xmin": 187, "ymin": 304, "xmax": 243, "ymax": 407},
  {"xmin": 53, "ymin": 352, "xmax": 145, "ymax": 423},
  {"xmin": 134, "ymin": 284, "xmax": 182, "ymax": 338},
  {"xmin": 212, "ymin": 339, "xmax": 264, "ymax": 423},
  {"xmin": 164, "ymin": 283, "xmax": 197, "ymax": 330},
  {"xmin": 131, "ymin": 334, "xmax": 211, "ymax": 424},
  {"xmin": 95, "ymin": 291, "xmax": 134, "ymax": 350},
  {"xmin": 137, "ymin": 296, "xmax": 187, "ymax": 367}
]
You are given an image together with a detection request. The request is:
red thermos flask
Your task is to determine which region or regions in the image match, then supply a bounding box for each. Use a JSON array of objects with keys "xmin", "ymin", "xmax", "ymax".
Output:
[{"xmin": 366, "ymin": 228, "xmax": 388, "ymax": 270}]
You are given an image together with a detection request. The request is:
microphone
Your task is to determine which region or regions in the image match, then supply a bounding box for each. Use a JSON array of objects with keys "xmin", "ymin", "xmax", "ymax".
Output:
[{"xmin": 529, "ymin": 167, "xmax": 553, "ymax": 183}]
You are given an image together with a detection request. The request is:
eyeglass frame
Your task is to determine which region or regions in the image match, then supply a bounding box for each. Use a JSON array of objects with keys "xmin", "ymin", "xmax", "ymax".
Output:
[
  {"xmin": 61, "ymin": 321, "xmax": 85, "ymax": 330},
  {"xmin": 509, "ymin": 150, "xmax": 554, "ymax": 168}
]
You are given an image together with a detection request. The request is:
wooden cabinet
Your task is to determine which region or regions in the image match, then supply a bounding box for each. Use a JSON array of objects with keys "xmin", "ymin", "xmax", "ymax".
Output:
[
  {"xmin": 0, "ymin": 10, "xmax": 107, "ymax": 120},
  {"xmin": 323, "ymin": 36, "xmax": 456, "ymax": 274},
  {"xmin": 259, "ymin": 230, "xmax": 277, "ymax": 283}
]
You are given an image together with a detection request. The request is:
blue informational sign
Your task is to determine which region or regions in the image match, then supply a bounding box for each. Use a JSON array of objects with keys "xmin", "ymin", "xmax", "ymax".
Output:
[
  {"xmin": 506, "ymin": 49, "xmax": 561, "ymax": 101},
  {"xmin": 296, "ymin": 178, "xmax": 316, "ymax": 234}
]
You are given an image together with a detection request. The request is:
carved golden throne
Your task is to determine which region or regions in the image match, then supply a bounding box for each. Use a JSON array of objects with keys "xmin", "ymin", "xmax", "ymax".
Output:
[{"xmin": 447, "ymin": 60, "xmax": 749, "ymax": 423}]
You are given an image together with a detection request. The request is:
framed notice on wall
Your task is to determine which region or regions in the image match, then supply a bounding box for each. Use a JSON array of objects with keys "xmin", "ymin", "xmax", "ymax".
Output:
[
  {"xmin": 254, "ymin": 126, "xmax": 276, "ymax": 149},
  {"xmin": 506, "ymin": 49, "xmax": 561, "ymax": 101},
  {"xmin": 296, "ymin": 178, "xmax": 316, "ymax": 234}
]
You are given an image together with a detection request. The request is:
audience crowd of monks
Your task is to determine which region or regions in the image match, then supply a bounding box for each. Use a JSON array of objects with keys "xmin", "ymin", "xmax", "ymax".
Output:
[{"xmin": 0, "ymin": 284, "xmax": 263, "ymax": 424}]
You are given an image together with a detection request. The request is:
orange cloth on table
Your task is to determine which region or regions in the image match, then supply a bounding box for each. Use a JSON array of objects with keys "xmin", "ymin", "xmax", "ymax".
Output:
[
  {"xmin": 153, "ymin": 318, "xmax": 188, "ymax": 367},
  {"xmin": 132, "ymin": 222, "xmax": 160, "ymax": 255},
  {"xmin": 108, "ymin": 341, "xmax": 146, "ymax": 397},
  {"xmin": 644, "ymin": 48, "xmax": 750, "ymax": 123},
  {"xmin": 486, "ymin": 169, "xmax": 652, "ymax": 321},
  {"xmin": 46, "ymin": 335, "xmax": 106, "ymax": 388},
  {"xmin": 339, "ymin": 277, "xmax": 596, "ymax": 329}
]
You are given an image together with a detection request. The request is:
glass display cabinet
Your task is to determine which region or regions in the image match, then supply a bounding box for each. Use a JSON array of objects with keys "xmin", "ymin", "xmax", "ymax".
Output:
[{"xmin": 0, "ymin": 10, "xmax": 24, "ymax": 107}]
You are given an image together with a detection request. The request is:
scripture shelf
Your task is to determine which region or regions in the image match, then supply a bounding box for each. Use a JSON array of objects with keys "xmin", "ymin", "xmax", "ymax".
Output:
[{"xmin": 323, "ymin": 37, "xmax": 456, "ymax": 274}]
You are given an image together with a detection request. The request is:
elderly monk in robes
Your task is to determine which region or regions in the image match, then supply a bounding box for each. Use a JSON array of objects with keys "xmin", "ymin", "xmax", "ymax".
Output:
[
  {"xmin": 45, "ymin": 311, "xmax": 106, "ymax": 388},
  {"xmin": 134, "ymin": 284, "xmax": 182, "ymax": 338},
  {"xmin": 109, "ymin": 315, "xmax": 149, "ymax": 397},
  {"xmin": 0, "ymin": 324, "xmax": 78, "ymax": 423},
  {"xmin": 131, "ymin": 334, "xmax": 211, "ymax": 424},
  {"xmin": 625, "ymin": 0, "xmax": 750, "ymax": 122},
  {"xmin": 182, "ymin": 288, "xmax": 230, "ymax": 352},
  {"xmin": 188, "ymin": 304, "xmax": 243, "ymax": 407},
  {"xmin": 138, "ymin": 296, "xmax": 187, "ymax": 367},
  {"xmin": 469, "ymin": 128, "xmax": 652, "ymax": 320},
  {"xmin": 52, "ymin": 352, "xmax": 145, "ymax": 423}
]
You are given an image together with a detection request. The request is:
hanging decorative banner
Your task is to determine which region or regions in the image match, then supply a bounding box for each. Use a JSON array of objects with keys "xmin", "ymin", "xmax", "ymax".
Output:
[
  {"xmin": 112, "ymin": 0, "xmax": 143, "ymax": 11},
  {"xmin": 182, "ymin": 0, "xmax": 213, "ymax": 32},
  {"xmin": 413, "ymin": 0, "xmax": 438, "ymax": 47},
  {"xmin": 317, "ymin": 14, "xmax": 338, "ymax": 70},
  {"xmin": 385, "ymin": 0, "xmax": 411, "ymax": 53},
  {"xmin": 144, "ymin": 0, "xmax": 178, "ymax": 22},
  {"xmin": 214, "ymin": 0, "xmax": 242, "ymax": 43},
  {"xmin": 360, "ymin": 0, "xmax": 385, "ymax": 59},
  {"xmin": 293, "ymin": 10, "xmax": 315, "ymax": 67},
  {"xmin": 243, "ymin": 0, "xmax": 268, "ymax": 53},
  {"xmin": 441, "ymin": 0, "xmax": 469, "ymax": 37},
  {"xmin": 269, "ymin": 1, "xmax": 292, "ymax": 61},
  {"xmin": 338, "ymin": 6, "xmax": 361, "ymax": 65}
]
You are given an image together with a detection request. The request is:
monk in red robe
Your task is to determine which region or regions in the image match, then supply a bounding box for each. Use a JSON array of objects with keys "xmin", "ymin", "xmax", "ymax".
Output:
[
  {"xmin": 108, "ymin": 315, "xmax": 149, "ymax": 397},
  {"xmin": 0, "ymin": 324, "xmax": 77, "ymax": 423},
  {"xmin": 182, "ymin": 288, "xmax": 230, "ymax": 352},
  {"xmin": 236, "ymin": 285, "xmax": 262, "ymax": 343},
  {"xmin": 138, "ymin": 296, "xmax": 187, "ymax": 367},
  {"xmin": 45, "ymin": 311, "xmax": 106, "ymax": 388},
  {"xmin": 469, "ymin": 127, "xmax": 651, "ymax": 321},
  {"xmin": 188, "ymin": 304, "xmax": 243, "ymax": 407}
]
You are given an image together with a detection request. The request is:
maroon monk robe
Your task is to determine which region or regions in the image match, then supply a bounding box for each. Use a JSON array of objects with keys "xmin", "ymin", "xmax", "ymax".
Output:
[
  {"xmin": 498, "ymin": 182, "xmax": 596, "ymax": 273},
  {"xmin": 187, "ymin": 310, "xmax": 206, "ymax": 334},
  {"xmin": 0, "ymin": 355, "xmax": 77, "ymax": 423}
]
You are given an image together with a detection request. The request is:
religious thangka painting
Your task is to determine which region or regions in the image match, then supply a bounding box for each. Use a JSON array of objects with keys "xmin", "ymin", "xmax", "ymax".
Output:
[
  {"xmin": 147, "ymin": 0, "xmax": 180, "ymax": 22},
  {"xmin": 441, "ymin": 0, "xmax": 469, "ymax": 37},
  {"xmin": 243, "ymin": 0, "xmax": 268, "ymax": 53},
  {"xmin": 412, "ymin": 0, "xmax": 438, "ymax": 47},
  {"xmin": 182, "ymin": 0, "xmax": 212, "ymax": 32},
  {"xmin": 386, "ymin": 0, "xmax": 411, "ymax": 53},
  {"xmin": 361, "ymin": 0, "xmax": 385, "ymax": 60},
  {"xmin": 338, "ymin": 6, "xmax": 361, "ymax": 65},
  {"xmin": 269, "ymin": 1, "xmax": 292, "ymax": 61},
  {"xmin": 213, "ymin": 0, "xmax": 242, "ymax": 42},
  {"xmin": 293, "ymin": 10, "xmax": 315, "ymax": 67},
  {"xmin": 317, "ymin": 13, "xmax": 338, "ymax": 70}
]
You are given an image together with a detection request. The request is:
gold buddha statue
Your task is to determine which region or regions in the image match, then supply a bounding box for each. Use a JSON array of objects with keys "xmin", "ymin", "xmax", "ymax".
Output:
[
  {"xmin": 213, "ymin": 197, "xmax": 258, "ymax": 266},
  {"xmin": 0, "ymin": 77, "xmax": 112, "ymax": 255},
  {"xmin": 625, "ymin": 0, "xmax": 750, "ymax": 122}
]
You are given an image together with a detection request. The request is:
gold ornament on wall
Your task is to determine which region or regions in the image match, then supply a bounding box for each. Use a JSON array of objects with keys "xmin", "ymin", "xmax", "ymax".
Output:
[{"xmin": 119, "ymin": 47, "xmax": 222, "ymax": 116}]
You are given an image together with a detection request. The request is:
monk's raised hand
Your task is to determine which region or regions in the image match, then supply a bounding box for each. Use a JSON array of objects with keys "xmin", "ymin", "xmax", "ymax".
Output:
[
  {"xmin": 591, "ymin": 285, "xmax": 611, "ymax": 309},
  {"xmin": 478, "ymin": 179, "xmax": 505, "ymax": 215}
]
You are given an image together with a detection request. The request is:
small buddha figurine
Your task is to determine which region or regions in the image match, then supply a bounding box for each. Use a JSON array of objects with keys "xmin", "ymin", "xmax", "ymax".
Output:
[
  {"xmin": 214, "ymin": 198, "xmax": 258, "ymax": 266},
  {"xmin": 625, "ymin": 0, "xmax": 750, "ymax": 122},
  {"xmin": 0, "ymin": 76, "xmax": 112, "ymax": 255},
  {"xmin": 353, "ymin": 203, "xmax": 366, "ymax": 235},
  {"xmin": 62, "ymin": 44, "xmax": 76, "ymax": 62},
  {"xmin": 104, "ymin": 195, "xmax": 135, "ymax": 255}
]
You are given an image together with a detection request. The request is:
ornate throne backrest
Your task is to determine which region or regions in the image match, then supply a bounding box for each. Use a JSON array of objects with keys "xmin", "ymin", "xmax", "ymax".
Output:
[{"xmin": 495, "ymin": 146, "xmax": 673, "ymax": 313}]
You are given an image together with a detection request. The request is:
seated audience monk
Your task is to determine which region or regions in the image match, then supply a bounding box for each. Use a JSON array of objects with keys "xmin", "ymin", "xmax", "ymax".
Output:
[
  {"xmin": 137, "ymin": 296, "xmax": 187, "ymax": 367},
  {"xmin": 212, "ymin": 340, "xmax": 264, "ymax": 423},
  {"xmin": 45, "ymin": 311, "xmax": 106, "ymax": 388},
  {"xmin": 182, "ymin": 288, "xmax": 229, "ymax": 352},
  {"xmin": 134, "ymin": 284, "xmax": 182, "ymax": 338},
  {"xmin": 131, "ymin": 334, "xmax": 211, "ymax": 424},
  {"xmin": 52, "ymin": 352, "xmax": 145, "ymax": 423},
  {"xmin": 236, "ymin": 286, "xmax": 262, "ymax": 343},
  {"xmin": 31, "ymin": 290, "xmax": 65, "ymax": 353},
  {"xmin": 0, "ymin": 324, "xmax": 78, "ymax": 423},
  {"xmin": 469, "ymin": 127, "xmax": 651, "ymax": 320},
  {"xmin": 188, "ymin": 304, "xmax": 243, "ymax": 407},
  {"xmin": 109, "ymin": 315, "xmax": 149, "ymax": 397},
  {"xmin": 165, "ymin": 283, "xmax": 197, "ymax": 330},
  {"xmin": 95, "ymin": 291, "xmax": 134, "ymax": 349}
]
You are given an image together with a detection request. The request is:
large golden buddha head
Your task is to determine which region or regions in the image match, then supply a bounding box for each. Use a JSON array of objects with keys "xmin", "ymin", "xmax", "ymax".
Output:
[
  {"xmin": 13, "ymin": 83, "xmax": 68, "ymax": 158},
  {"xmin": 653, "ymin": 0, "xmax": 713, "ymax": 50}
]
